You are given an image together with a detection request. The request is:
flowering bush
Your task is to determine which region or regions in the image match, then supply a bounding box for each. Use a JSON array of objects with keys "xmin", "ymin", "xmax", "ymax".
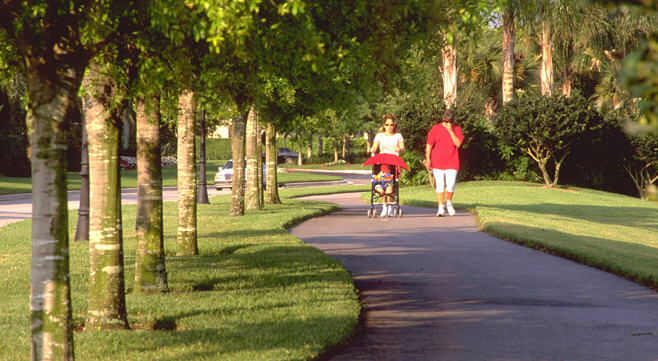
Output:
[
  {"xmin": 119, "ymin": 156, "xmax": 136, "ymax": 169},
  {"xmin": 161, "ymin": 156, "xmax": 177, "ymax": 167},
  {"xmin": 119, "ymin": 156, "xmax": 177, "ymax": 169}
]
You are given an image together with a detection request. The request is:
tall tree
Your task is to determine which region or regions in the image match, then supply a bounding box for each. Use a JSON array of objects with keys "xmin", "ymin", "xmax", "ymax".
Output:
[
  {"xmin": 502, "ymin": 3, "xmax": 516, "ymax": 103},
  {"xmin": 524, "ymin": 0, "xmax": 581, "ymax": 97},
  {"xmin": 265, "ymin": 121, "xmax": 281, "ymax": 204},
  {"xmin": 134, "ymin": 96, "xmax": 168, "ymax": 293},
  {"xmin": 176, "ymin": 90, "xmax": 198, "ymax": 256},
  {"xmin": 245, "ymin": 105, "xmax": 262, "ymax": 210},
  {"xmin": 540, "ymin": 18, "xmax": 554, "ymax": 96},
  {"xmin": 83, "ymin": 59, "xmax": 129, "ymax": 331},
  {"xmin": 229, "ymin": 113, "xmax": 247, "ymax": 216},
  {"xmin": 0, "ymin": 1, "xmax": 135, "ymax": 357},
  {"xmin": 442, "ymin": 34, "xmax": 458, "ymax": 109}
]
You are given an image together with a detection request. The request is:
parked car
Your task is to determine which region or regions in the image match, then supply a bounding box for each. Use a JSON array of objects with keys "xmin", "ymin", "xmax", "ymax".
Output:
[
  {"xmin": 276, "ymin": 148, "xmax": 299, "ymax": 163},
  {"xmin": 261, "ymin": 148, "xmax": 299, "ymax": 164},
  {"xmin": 214, "ymin": 159, "xmax": 266, "ymax": 190}
]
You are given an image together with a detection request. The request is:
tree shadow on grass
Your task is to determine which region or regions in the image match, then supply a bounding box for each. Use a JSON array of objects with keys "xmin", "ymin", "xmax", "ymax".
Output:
[
  {"xmin": 109, "ymin": 314, "xmax": 357, "ymax": 361},
  {"xmin": 164, "ymin": 244, "xmax": 351, "ymax": 293}
]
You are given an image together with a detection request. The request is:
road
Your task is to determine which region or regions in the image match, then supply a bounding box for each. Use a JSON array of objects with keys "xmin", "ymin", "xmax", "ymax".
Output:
[
  {"xmin": 290, "ymin": 192, "xmax": 658, "ymax": 361},
  {"xmin": 0, "ymin": 170, "xmax": 362, "ymax": 228}
]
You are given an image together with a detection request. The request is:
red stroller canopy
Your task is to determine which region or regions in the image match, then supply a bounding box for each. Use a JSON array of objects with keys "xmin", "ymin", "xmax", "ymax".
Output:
[{"xmin": 362, "ymin": 153, "xmax": 409, "ymax": 171}]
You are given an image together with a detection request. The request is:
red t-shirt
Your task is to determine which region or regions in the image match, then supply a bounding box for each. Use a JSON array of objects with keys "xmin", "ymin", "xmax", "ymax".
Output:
[{"xmin": 426, "ymin": 123, "xmax": 463, "ymax": 170}]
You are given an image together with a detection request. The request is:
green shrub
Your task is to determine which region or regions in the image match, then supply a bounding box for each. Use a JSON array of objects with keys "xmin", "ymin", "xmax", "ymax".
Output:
[
  {"xmin": 560, "ymin": 113, "xmax": 634, "ymax": 195},
  {"xmin": 495, "ymin": 93, "xmax": 603, "ymax": 187},
  {"xmin": 623, "ymin": 132, "xmax": 658, "ymax": 199},
  {"xmin": 454, "ymin": 104, "xmax": 505, "ymax": 180},
  {"xmin": 196, "ymin": 137, "xmax": 232, "ymax": 160},
  {"xmin": 399, "ymin": 150, "xmax": 430, "ymax": 186},
  {"xmin": 0, "ymin": 90, "xmax": 30, "ymax": 177}
]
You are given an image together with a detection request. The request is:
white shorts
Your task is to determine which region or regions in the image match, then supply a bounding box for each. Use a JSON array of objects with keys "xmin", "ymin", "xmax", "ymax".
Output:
[{"xmin": 432, "ymin": 169, "xmax": 458, "ymax": 193}]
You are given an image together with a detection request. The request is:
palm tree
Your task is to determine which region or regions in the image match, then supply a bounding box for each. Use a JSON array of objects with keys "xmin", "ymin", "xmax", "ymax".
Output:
[
  {"xmin": 523, "ymin": 0, "xmax": 581, "ymax": 97},
  {"xmin": 442, "ymin": 33, "xmax": 458, "ymax": 108},
  {"xmin": 461, "ymin": 29, "xmax": 502, "ymax": 117},
  {"xmin": 585, "ymin": 6, "xmax": 656, "ymax": 110},
  {"xmin": 502, "ymin": 3, "xmax": 516, "ymax": 104}
]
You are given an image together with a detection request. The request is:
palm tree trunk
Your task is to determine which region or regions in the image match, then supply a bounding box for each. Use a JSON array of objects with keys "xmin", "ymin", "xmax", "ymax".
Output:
[
  {"xmin": 245, "ymin": 105, "xmax": 261, "ymax": 210},
  {"xmin": 176, "ymin": 90, "xmax": 197, "ymax": 256},
  {"xmin": 265, "ymin": 122, "xmax": 281, "ymax": 204},
  {"xmin": 502, "ymin": 7, "xmax": 515, "ymax": 104},
  {"xmin": 83, "ymin": 61, "xmax": 129, "ymax": 330},
  {"xmin": 26, "ymin": 73, "xmax": 77, "ymax": 360},
  {"xmin": 230, "ymin": 114, "xmax": 246, "ymax": 216},
  {"xmin": 134, "ymin": 96, "xmax": 168, "ymax": 294},
  {"xmin": 561, "ymin": 76, "xmax": 572, "ymax": 97},
  {"xmin": 442, "ymin": 38, "xmax": 457, "ymax": 109},
  {"xmin": 540, "ymin": 20, "xmax": 554, "ymax": 96}
]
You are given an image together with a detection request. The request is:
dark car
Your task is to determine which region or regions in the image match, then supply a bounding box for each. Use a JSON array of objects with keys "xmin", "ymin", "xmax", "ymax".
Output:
[
  {"xmin": 277, "ymin": 148, "xmax": 299, "ymax": 164},
  {"xmin": 261, "ymin": 148, "xmax": 299, "ymax": 164}
]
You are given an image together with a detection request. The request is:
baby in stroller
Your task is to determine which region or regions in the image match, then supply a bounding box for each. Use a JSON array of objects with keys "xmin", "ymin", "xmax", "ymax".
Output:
[
  {"xmin": 370, "ymin": 163, "xmax": 401, "ymax": 217},
  {"xmin": 374, "ymin": 164, "xmax": 395, "ymax": 197}
]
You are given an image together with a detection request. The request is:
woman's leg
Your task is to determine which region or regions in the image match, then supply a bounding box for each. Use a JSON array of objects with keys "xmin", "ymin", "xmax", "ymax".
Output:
[
  {"xmin": 444, "ymin": 169, "xmax": 458, "ymax": 216},
  {"xmin": 432, "ymin": 169, "xmax": 446, "ymax": 215},
  {"xmin": 444, "ymin": 169, "xmax": 458, "ymax": 201}
]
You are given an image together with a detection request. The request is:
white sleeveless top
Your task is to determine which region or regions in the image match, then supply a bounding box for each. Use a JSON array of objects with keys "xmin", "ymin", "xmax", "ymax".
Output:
[{"xmin": 374, "ymin": 132, "xmax": 403, "ymax": 155}]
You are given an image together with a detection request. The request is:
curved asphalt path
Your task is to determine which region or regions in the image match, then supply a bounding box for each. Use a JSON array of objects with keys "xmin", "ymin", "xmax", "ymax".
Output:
[{"xmin": 290, "ymin": 192, "xmax": 658, "ymax": 361}]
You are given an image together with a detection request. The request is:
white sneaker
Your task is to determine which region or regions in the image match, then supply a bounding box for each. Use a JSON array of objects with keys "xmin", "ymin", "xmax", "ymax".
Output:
[
  {"xmin": 380, "ymin": 205, "xmax": 388, "ymax": 217},
  {"xmin": 446, "ymin": 201, "xmax": 455, "ymax": 216},
  {"xmin": 437, "ymin": 206, "xmax": 445, "ymax": 217}
]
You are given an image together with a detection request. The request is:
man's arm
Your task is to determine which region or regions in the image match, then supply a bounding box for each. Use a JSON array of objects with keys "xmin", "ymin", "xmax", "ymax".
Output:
[{"xmin": 424, "ymin": 143, "xmax": 432, "ymax": 168}]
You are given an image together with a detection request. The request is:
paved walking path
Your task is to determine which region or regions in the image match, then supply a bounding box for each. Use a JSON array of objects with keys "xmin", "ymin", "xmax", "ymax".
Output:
[{"xmin": 290, "ymin": 192, "xmax": 658, "ymax": 361}]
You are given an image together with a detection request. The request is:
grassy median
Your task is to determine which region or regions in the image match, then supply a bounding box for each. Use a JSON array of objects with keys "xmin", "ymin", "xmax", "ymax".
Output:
[
  {"xmin": 0, "ymin": 160, "xmax": 342, "ymax": 196},
  {"xmin": 0, "ymin": 184, "xmax": 368, "ymax": 361},
  {"xmin": 399, "ymin": 180, "xmax": 658, "ymax": 290}
]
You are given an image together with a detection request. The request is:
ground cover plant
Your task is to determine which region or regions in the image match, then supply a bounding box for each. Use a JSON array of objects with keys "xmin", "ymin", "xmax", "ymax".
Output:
[
  {"xmin": 0, "ymin": 184, "xmax": 369, "ymax": 361},
  {"xmin": 397, "ymin": 181, "xmax": 658, "ymax": 289}
]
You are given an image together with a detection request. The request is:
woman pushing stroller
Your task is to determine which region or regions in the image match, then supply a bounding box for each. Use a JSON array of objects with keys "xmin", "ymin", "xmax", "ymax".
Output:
[{"xmin": 369, "ymin": 114, "xmax": 405, "ymax": 217}]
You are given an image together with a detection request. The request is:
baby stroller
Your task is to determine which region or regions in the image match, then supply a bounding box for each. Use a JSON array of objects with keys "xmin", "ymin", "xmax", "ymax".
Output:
[{"xmin": 362, "ymin": 153, "xmax": 409, "ymax": 218}]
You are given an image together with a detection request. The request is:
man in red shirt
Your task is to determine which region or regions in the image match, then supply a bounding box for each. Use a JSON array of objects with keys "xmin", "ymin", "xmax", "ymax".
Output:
[{"xmin": 424, "ymin": 109, "xmax": 464, "ymax": 216}]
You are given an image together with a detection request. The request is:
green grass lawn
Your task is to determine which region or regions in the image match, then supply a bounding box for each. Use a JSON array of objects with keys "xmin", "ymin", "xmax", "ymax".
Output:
[
  {"xmin": 0, "ymin": 160, "xmax": 342, "ymax": 195},
  {"xmin": 0, "ymin": 184, "xmax": 369, "ymax": 361},
  {"xmin": 279, "ymin": 162, "xmax": 367, "ymax": 171},
  {"xmin": 396, "ymin": 180, "xmax": 658, "ymax": 289},
  {"xmin": 3, "ymin": 178, "xmax": 656, "ymax": 359}
]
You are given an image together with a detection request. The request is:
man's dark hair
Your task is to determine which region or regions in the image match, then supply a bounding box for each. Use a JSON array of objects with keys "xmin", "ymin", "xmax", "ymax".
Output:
[{"xmin": 443, "ymin": 109, "xmax": 455, "ymax": 122}]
